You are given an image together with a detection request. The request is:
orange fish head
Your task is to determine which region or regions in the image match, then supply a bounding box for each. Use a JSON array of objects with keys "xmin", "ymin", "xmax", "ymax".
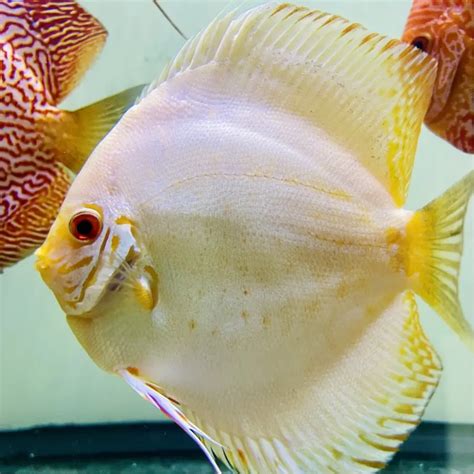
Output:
[{"xmin": 402, "ymin": 0, "xmax": 470, "ymax": 123}]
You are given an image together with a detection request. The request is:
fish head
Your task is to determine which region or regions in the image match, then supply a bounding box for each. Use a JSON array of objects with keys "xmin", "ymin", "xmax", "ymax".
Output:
[
  {"xmin": 35, "ymin": 199, "xmax": 152, "ymax": 318},
  {"xmin": 402, "ymin": 0, "xmax": 471, "ymax": 122}
]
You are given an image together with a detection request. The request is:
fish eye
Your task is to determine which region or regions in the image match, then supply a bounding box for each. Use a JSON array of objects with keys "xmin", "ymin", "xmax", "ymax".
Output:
[
  {"xmin": 411, "ymin": 35, "xmax": 431, "ymax": 53},
  {"xmin": 69, "ymin": 210, "xmax": 102, "ymax": 243}
]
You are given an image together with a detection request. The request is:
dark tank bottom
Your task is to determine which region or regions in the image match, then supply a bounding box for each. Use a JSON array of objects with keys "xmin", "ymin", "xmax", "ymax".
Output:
[{"xmin": 1, "ymin": 422, "xmax": 472, "ymax": 473}]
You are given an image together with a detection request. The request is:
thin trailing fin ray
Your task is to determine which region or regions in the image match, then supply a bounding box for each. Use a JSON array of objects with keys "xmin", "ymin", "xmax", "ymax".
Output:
[
  {"xmin": 120, "ymin": 369, "xmax": 223, "ymax": 473},
  {"xmin": 173, "ymin": 292, "xmax": 441, "ymax": 473}
]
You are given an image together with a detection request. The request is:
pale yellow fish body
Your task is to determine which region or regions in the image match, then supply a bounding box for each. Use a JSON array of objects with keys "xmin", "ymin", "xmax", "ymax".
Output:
[{"xmin": 36, "ymin": 3, "xmax": 474, "ymax": 473}]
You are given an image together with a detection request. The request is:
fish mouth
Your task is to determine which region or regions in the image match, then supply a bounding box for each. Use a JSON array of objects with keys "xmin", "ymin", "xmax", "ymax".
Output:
[{"xmin": 36, "ymin": 242, "xmax": 140, "ymax": 318}]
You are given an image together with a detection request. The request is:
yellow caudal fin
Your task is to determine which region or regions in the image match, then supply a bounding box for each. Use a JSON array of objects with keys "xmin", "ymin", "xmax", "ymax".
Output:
[
  {"xmin": 52, "ymin": 85, "xmax": 145, "ymax": 173},
  {"xmin": 407, "ymin": 171, "xmax": 474, "ymax": 351}
]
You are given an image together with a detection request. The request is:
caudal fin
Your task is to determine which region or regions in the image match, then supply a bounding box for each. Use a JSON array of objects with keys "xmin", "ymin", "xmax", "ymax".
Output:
[
  {"xmin": 407, "ymin": 171, "xmax": 474, "ymax": 351},
  {"xmin": 51, "ymin": 85, "xmax": 145, "ymax": 173}
]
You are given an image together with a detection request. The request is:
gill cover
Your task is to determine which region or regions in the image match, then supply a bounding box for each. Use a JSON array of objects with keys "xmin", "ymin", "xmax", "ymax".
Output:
[{"xmin": 36, "ymin": 206, "xmax": 139, "ymax": 315}]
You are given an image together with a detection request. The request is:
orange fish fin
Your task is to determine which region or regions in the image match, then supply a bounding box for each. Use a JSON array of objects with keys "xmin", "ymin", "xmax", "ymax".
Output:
[
  {"xmin": 24, "ymin": 0, "xmax": 107, "ymax": 103},
  {"xmin": 46, "ymin": 85, "xmax": 145, "ymax": 173},
  {"xmin": 0, "ymin": 165, "xmax": 71, "ymax": 271},
  {"xmin": 171, "ymin": 292, "xmax": 441, "ymax": 473}
]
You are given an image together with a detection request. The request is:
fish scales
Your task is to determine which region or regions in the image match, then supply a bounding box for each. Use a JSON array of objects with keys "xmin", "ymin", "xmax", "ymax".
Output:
[
  {"xmin": 36, "ymin": 3, "xmax": 474, "ymax": 473},
  {"xmin": 0, "ymin": 0, "xmax": 144, "ymax": 270}
]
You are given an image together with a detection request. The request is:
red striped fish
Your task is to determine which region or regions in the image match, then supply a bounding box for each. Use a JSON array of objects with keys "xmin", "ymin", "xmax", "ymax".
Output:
[
  {"xmin": 402, "ymin": 0, "xmax": 473, "ymax": 154},
  {"xmin": 0, "ymin": 0, "xmax": 143, "ymax": 271}
]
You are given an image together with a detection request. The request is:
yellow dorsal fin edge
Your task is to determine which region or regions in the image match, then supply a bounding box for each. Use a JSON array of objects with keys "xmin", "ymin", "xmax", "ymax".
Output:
[{"xmin": 139, "ymin": 2, "xmax": 436, "ymax": 206}]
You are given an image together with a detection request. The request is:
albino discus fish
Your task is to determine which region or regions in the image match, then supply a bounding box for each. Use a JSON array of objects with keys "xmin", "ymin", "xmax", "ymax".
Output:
[
  {"xmin": 0, "ymin": 0, "xmax": 143, "ymax": 270},
  {"xmin": 402, "ymin": 0, "xmax": 474, "ymax": 153},
  {"xmin": 36, "ymin": 3, "xmax": 473, "ymax": 473}
]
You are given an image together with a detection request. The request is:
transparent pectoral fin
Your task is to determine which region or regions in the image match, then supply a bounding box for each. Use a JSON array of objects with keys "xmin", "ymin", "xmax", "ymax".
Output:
[{"xmin": 120, "ymin": 369, "xmax": 223, "ymax": 473}]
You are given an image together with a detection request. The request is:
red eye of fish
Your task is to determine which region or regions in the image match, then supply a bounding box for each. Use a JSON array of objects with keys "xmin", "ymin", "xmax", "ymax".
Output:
[
  {"xmin": 69, "ymin": 210, "xmax": 102, "ymax": 243},
  {"xmin": 411, "ymin": 36, "xmax": 431, "ymax": 53}
]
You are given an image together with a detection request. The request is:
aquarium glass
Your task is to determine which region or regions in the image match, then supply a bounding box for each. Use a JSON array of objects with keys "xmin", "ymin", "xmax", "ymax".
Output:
[{"xmin": 0, "ymin": 1, "xmax": 472, "ymax": 472}]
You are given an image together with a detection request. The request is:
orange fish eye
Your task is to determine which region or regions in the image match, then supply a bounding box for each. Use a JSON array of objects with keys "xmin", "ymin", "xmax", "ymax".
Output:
[
  {"xmin": 69, "ymin": 210, "xmax": 103, "ymax": 243},
  {"xmin": 411, "ymin": 35, "xmax": 431, "ymax": 53}
]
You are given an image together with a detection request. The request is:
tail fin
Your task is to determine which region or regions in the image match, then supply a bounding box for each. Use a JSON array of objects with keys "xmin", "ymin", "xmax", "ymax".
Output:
[
  {"xmin": 51, "ymin": 85, "xmax": 145, "ymax": 173},
  {"xmin": 407, "ymin": 171, "xmax": 474, "ymax": 351}
]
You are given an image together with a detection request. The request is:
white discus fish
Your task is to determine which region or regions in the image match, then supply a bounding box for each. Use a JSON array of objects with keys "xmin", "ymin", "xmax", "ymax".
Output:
[{"xmin": 36, "ymin": 3, "xmax": 473, "ymax": 473}]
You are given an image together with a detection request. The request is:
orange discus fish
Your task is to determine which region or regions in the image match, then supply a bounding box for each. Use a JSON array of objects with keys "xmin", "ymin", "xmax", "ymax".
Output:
[
  {"xmin": 402, "ymin": 0, "xmax": 474, "ymax": 153},
  {"xmin": 0, "ymin": 0, "xmax": 143, "ymax": 271}
]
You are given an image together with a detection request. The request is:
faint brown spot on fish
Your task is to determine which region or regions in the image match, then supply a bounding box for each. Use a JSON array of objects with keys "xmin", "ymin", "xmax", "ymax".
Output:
[
  {"xmin": 243, "ymin": 288, "xmax": 250, "ymax": 296},
  {"xmin": 336, "ymin": 281, "xmax": 349, "ymax": 298},
  {"xmin": 211, "ymin": 328, "xmax": 219, "ymax": 336},
  {"xmin": 262, "ymin": 315, "xmax": 271, "ymax": 328},
  {"xmin": 241, "ymin": 310, "xmax": 249, "ymax": 321},
  {"xmin": 189, "ymin": 319, "xmax": 197, "ymax": 330}
]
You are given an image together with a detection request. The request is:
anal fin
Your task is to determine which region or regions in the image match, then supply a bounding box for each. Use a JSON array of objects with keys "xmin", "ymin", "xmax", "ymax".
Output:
[{"xmin": 177, "ymin": 292, "xmax": 441, "ymax": 473}]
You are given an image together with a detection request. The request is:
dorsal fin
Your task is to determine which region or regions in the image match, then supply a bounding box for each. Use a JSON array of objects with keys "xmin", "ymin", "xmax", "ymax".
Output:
[
  {"xmin": 142, "ymin": 2, "xmax": 436, "ymax": 206},
  {"xmin": 22, "ymin": 0, "xmax": 107, "ymax": 103}
]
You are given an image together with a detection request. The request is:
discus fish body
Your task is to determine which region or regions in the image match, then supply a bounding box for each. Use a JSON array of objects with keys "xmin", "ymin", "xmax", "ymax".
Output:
[
  {"xmin": 37, "ymin": 4, "xmax": 474, "ymax": 473},
  {"xmin": 402, "ymin": 0, "xmax": 474, "ymax": 153},
  {"xmin": 0, "ymin": 0, "xmax": 143, "ymax": 270}
]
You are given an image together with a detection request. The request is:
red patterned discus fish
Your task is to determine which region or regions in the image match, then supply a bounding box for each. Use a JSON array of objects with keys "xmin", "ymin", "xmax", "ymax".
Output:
[
  {"xmin": 0, "ymin": 0, "xmax": 143, "ymax": 270},
  {"xmin": 402, "ymin": 0, "xmax": 474, "ymax": 153}
]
